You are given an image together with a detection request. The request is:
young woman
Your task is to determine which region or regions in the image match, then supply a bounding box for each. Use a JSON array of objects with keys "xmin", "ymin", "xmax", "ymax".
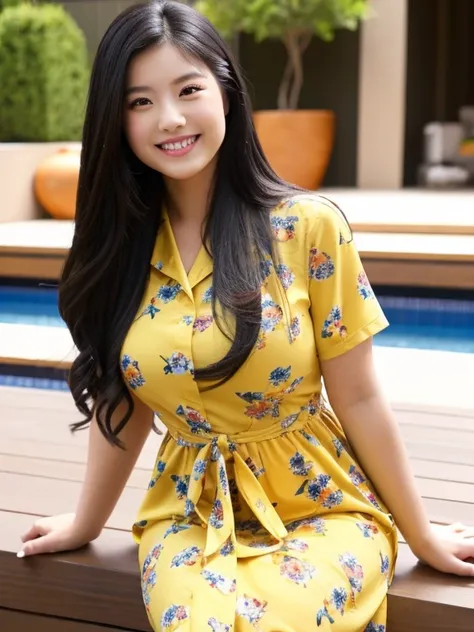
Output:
[{"xmin": 18, "ymin": 1, "xmax": 474, "ymax": 630}]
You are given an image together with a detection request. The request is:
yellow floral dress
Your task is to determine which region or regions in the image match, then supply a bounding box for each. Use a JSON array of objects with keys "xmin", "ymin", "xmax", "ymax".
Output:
[{"xmin": 121, "ymin": 196, "xmax": 398, "ymax": 632}]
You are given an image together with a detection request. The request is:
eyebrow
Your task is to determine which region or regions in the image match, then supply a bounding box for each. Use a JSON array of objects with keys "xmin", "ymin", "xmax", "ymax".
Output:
[{"xmin": 125, "ymin": 71, "xmax": 206, "ymax": 96}]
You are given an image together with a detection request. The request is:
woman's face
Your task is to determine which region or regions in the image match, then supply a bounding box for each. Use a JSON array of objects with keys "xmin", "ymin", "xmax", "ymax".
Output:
[{"xmin": 123, "ymin": 42, "xmax": 228, "ymax": 182}]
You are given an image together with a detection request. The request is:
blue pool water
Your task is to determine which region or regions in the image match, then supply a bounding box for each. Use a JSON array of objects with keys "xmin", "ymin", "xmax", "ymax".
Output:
[{"xmin": 1, "ymin": 285, "xmax": 474, "ymax": 354}]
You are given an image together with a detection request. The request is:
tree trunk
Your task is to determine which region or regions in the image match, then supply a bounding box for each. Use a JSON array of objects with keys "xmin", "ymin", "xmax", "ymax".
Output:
[{"xmin": 278, "ymin": 30, "xmax": 313, "ymax": 110}]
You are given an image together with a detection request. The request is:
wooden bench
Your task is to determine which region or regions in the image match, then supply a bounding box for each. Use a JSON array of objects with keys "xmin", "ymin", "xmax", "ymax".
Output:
[
  {"xmin": 1, "ymin": 511, "xmax": 473, "ymax": 632},
  {"xmin": 1, "ymin": 387, "xmax": 474, "ymax": 631}
]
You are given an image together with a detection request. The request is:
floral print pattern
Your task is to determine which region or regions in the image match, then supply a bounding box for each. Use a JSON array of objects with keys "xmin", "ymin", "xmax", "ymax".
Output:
[
  {"xmin": 171, "ymin": 545, "xmax": 202, "ymax": 567},
  {"xmin": 286, "ymin": 516, "xmax": 327, "ymax": 536},
  {"xmin": 296, "ymin": 473, "xmax": 344, "ymax": 509},
  {"xmin": 149, "ymin": 460, "xmax": 166, "ymax": 489},
  {"xmin": 289, "ymin": 316, "xmax": 301, "ymax": 343},
  {"xmin": 128, "ymin": 198, "xmax": 395, "ymax": 631},
  {"xmin": 271, "ymin": 215, "xmax": 299, "ymax": 241},
  {"xmin": 289, "ymin": 451, "xmax": 313, "ymax": 476},
  {"xmin": 365, "ymin": 623, "xmax": 386, "ymax": 632},
  {"xmin": 194, "ymin": 315, "xmax": 213, "ymax": 332},
  {"xmin": 236, "ymin": 595, "xmax": 268, "ymax": 627},
  {"xmin": 139, "ymin": 282, "xmax": 182, "ymax": 320},
  {"xmin": 201, "ymin": 569, "xmax": 236, "ymax": 595},
  {"xmin": 276, "ymin": 263, "xmax": 295, "ymax": 289},
  {"xmin": 316, "ymin": 587, "xmax": 348, "ymax": 626},
  {"xmin": 276, "ymin": 554, "xmax": 316, "ymax": 586},
  {"xmin": 121, "ymin": 355, "xmax": 145, "ymax": 389},
  {"xmin": 236, "ymin": 367, "xmax": 303, "ymax": 420},
  {"xmin": 309, "ymin": 248, "xmax": 335, "ymax": 281},
  {"xmin": 208, "ymin": 618, "xmax": 232, "ymax": 632},
  {"xmin": 357, "ymin": 271, "xmax": 375, "ymax": 300},
  {"xmin": 163, "ymin": 522, "xmax": 192, "ymax": 539},
  {"xmin": 357, "ymin": 521, "xmax": 380, "ymax": 539},
  {"xmin": 162, "ymin": 352, "xmax": 194, "ymax": 376},
  {"xmin": 322, "ymin": 306, "xmax": 348, "ymax": 339},
  {"xmin": 142, "ymin": 544, "xmax": 163, "ymax": 612},
  {"xmin": 176, "ymin": 405, "xmax": 212, "ymax": 435},
  {"xmin": 339, "ymin": 552, "xmax": 364, "ymax": 600},
  {"xmin": 160, "ymin": 604, "xmax": 190, "ymax": 631},
  {"xmin": 170, "ymin": 474, "xmax": 190, "ymax": 500},
  {"xmin": 202, "ymin": 286, "xmax": 213, "ymax": 303},
  {"xmin": 210, "ymin": 499, "xmax": 224, "ymax": 529},
  {"xmin": 261, "ymin": 293, "xmax": 283, "ymax": 334}
]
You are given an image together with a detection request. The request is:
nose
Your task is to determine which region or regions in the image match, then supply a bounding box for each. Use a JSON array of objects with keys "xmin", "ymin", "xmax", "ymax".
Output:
[{"xmin": 158, "ymin": 102, "xmax": 186, "ymax": 133}]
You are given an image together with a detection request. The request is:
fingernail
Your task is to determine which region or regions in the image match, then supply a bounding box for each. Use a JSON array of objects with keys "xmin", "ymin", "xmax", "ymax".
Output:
[{"xmin": 17, "ymin": 550, "xmax": 25, "ymax": 558}]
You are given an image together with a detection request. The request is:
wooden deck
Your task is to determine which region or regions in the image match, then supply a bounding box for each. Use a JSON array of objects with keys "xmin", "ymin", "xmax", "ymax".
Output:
[
  {"xmin": 1, "ymin": 189, "xmax": 474, "ymax": 289},
  {"xmin": 1, "ymin": 386, "xmax": 474, "ymax": 631}
]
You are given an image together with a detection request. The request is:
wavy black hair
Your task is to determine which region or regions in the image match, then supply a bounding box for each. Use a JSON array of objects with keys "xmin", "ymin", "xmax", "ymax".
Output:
[{"xmin": 59, "ymin": 0, "xmax": 302, "ymax": 445}]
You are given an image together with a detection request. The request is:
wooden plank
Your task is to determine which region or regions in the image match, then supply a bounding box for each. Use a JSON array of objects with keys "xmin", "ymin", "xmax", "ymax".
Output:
[
  {"xmin": 404, "ymin": 440, "xmax": 474, "ymax": 466},
  {"xmin": 1, "ymin": 467, "xmax": 473, "ymax": 531},
  {"xmin": 0, "ymin": 454, "xmax": 151, "ymax": 489},
  {"xmin": 410, "ymin": 459, "xmax": 474, "ymax": 485},
  {"xmin": 363, "ymin": 259, "xmax": 474, "ymax": 290},
  {"xmin": 0, "ymin": 473, "xmax": 143, "ymax": 532},
  {"xmin": 0, "ymin": 609, "xmax": 135, "ymax": 632},
  {"xmin": 0, "ymin": 512, "xmax": 151, "ymax": 631},
  {"xmin": 399, "ymin": 425, "xmax": 474, "ymax": 448},
  {"xmin": 0, "ymin": 255, "xmax": 63, "ymax": 281},
  {"xmin": 324, "ymin": 189, "xmax": 474, "ymax": 236},
  {"xmin": 1, "ymin": 510, "xmax": 473, "ymax": 632},
  {"xmin": 415, "ymin": 478, "xmax": 474, "ymax": 504},
  {"xmin": 0, "ymin": 437, "xmax": 158, "ymax": 471},
  {"xmin": 396, "ymin": 409, "xmax": 474, "ymax": 433}
]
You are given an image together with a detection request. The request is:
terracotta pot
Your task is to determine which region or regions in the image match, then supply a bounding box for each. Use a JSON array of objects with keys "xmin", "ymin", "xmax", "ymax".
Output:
[
  {"xmin": 253, "ymin": 110, "xmax": 335, "ymax": 189},
  {"xmin": 34, "ymin": 147, "xmax": 81, "ymax": 220}
]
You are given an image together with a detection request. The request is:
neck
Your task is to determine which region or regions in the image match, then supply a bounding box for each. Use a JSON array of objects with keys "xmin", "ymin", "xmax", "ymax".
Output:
[{"xmin": 163, "ymin": 156, "xmax": 217, "ymax": 224}]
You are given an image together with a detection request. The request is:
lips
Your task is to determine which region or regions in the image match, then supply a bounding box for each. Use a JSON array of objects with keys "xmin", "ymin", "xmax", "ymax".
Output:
[{"xmin": 156, "ymin": 135, "xmax": 200, "ymax": 151}]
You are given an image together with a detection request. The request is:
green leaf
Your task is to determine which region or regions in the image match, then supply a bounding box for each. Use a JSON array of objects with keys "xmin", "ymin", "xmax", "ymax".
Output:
[
  {"xmin": 196, "ymin": 0, "xmax": 371, "ymax": 41},
  {"xmin": 0, "ymin": 3, "xmax": 89, "ymax": 141}
]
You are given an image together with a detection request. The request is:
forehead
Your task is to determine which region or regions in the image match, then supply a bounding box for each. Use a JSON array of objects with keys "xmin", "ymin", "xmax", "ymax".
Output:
[{"xmin": 126, "ymin": 42, "xmax": 207, "ymax": 85}]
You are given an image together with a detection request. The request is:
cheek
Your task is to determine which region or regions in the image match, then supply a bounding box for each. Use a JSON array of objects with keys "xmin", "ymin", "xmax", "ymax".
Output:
[
  {"xmin": 200, "ymin": 102, "xmax": 226, "ymax": 144},
  {"xmin": 124, "ymin": 114, "xmax": 150, "ymax": 151}
]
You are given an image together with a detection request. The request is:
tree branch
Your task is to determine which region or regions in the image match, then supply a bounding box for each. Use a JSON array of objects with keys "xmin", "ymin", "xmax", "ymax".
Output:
[
  {"xmin": 277, "ymin": 55, "xmax": 294, "ymax": 110},
  {"xmin": 288, "ymin": 30, "xmax": 312, "ymax": 110}
]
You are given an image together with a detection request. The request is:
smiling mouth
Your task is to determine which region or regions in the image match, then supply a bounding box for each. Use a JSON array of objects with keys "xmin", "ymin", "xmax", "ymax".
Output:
[{"xmin": 156, "ymin": 135, "xmax": 200, "ymax": 151}]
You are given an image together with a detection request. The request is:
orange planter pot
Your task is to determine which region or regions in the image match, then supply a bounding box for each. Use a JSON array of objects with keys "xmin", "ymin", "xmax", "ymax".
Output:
[
  {"xmin": 253, "ymin": 109, "xmax": 335, "ymax": 190},
  {"xmin": 34, "ymin": 147, "xmax": 81, "ymax": 220}
]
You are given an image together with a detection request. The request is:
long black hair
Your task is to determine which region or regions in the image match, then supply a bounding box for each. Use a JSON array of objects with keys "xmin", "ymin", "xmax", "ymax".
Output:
[{"xmin": 59, "ymin": 0, "xmax": 301, "ymax": 445}]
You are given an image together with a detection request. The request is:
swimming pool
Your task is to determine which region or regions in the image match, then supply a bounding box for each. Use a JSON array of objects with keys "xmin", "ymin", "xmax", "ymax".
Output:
[{"xmin": 1, "ymin": 285, "xmax": 474, "ymax": 354}]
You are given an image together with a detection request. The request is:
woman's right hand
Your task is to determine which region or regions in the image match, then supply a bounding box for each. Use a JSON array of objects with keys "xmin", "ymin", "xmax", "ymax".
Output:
[{"xmin": 18, "ymin": 513, "xmax": 97, "ymax": 558}]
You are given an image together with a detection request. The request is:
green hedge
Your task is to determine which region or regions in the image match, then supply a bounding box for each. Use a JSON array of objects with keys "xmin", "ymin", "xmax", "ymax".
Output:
[
  {"xmin": 0, "ymin": 0, "xmax": 24, "ymax": 9},
  {"xmin": 0, "ymin": 3, "xmax": 89, "ymax": 141}
]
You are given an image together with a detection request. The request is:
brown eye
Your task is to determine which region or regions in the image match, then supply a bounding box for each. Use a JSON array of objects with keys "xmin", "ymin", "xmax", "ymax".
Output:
[
  {"xmin": 180, "ymin": 84, "xmax": 203, "ymax": 97},
  {"xmin": 130, "ymin": 97, "xmax": 152, "ymax": 108}
]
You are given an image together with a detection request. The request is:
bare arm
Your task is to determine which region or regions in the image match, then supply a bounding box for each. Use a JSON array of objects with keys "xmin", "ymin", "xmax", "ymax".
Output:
[
  {"xmin": 321, "ymin": 338, "xmax": 474, "ymax": 576},
  {"xmin": 73, "ymin": 393, "xmax": 155, "ymax": 540},
  {"xmin": 321, "ymin": 338, "xmax": 432, "ymax": 553},
  {"xmin": 19, "ymin": 392, "xmax": 154, "ymax": 556}
]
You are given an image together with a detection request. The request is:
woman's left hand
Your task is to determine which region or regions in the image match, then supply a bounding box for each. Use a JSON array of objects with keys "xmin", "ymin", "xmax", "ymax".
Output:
[{"xmin": 412, "ymin": 522, "xmax": 474, "ymax": 577}]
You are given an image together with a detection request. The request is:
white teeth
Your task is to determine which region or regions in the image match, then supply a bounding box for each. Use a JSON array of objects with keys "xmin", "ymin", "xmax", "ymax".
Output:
[{"xmin": 160, "ymin": 135, "xmax": 197, "ymax": 151}]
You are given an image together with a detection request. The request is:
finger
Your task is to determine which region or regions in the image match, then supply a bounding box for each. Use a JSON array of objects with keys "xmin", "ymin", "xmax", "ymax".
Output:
[
  {"xmin": 451, "ymin": 559, "xmax": 474, "ymax": 577},
  {"xmin": 18, "ymin": 533, "xmax": 61, "ymax": 558},
  {"xmin": 20, "ymin": 524, "xmax": 44, "ymax": 543}
]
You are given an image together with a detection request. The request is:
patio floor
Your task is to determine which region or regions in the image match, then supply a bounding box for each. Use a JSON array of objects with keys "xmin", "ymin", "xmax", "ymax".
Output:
[{"xmin": 1, "ymin": 375, "xmax": 474, "ymax": 630}]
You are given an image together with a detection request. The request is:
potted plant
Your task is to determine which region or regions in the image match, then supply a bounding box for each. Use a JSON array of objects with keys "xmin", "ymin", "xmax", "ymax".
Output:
[
  {"xmin": 0, "ymin": 1, "xmax": 89, "ymax": 221},
  {"xmin": 196, "ymin": 0, "xmax": 371, "ymax": 189}
]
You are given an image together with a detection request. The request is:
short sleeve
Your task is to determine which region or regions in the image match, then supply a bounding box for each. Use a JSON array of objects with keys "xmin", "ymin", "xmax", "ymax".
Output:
[{"xmin": 305, "ymin": 199, "xmax": 389, "ymax": 361}]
